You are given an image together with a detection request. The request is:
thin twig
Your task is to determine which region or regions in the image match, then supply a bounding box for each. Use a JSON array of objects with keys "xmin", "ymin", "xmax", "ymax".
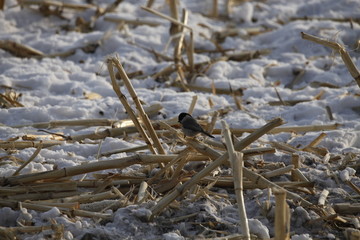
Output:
[
  {"xmin": 141, "ymin": 6, "xmax": 192, "ymax": 31},
  {"xmin": 318, "ymin": 189, "xmax": 329, "ymax": 206},
  {"xmin": 301, "ymin": 32, "xmax": 360, "ymax": 88},
  {"xmin": 107, "ymin": 58, "xmax": 157, "ymax": 154},
  {"xmin": 274, "ymin": 188, "xmax": 290, "ymax": 240},
  {"xmin": 104, "ymin": 16, "xmax": 161, "ymax": 26},
  {"xmin": 0, "ymin": 141, "xmax": 59, "ymax": 150},
  {"xmin": 188, "ymin": 95, "xmax": 198, "ymax": 114},
  {"xmin": 111, "ymin": 57, "xmax": 165, "ymax": 154},
  {"xmin": 12, "ymin": 143, "xmax": 43, "ymax": 176},
  {"xmin": 150, "ymin": 118, "xmax": 284, "ymax": 217},
  {"xmin": 20, "ymin": 0, "xmax": 95, "ymax": 10},
  {"xmin": 3, "ymin": 154, "xmax": 177, "ymax": 185},
  {"xmin": 168, "ymin": 0, "xmax": 181, "ymax": 36},
  {"xmin": 211, "ymin": 123, "xmax": 340, "ymax": 135},
  {"xmin": 222, "ymin": 120, "xmax": 250, "ymax": 239}
]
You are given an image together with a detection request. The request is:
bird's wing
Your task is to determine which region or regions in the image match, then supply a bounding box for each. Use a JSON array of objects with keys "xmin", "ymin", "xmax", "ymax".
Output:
[{"xmin": 182, "ymin": 117, "xmax": 204, "ymax": 131}]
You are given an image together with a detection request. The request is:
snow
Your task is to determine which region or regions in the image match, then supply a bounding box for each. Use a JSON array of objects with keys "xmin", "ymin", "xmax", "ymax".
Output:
[
  {"xmin": 1, "ymin": 0, "xmax": 360, "ymax": 239},
  {"xmin": 291, "ymin": 234, "xmax": 312, "ymax": 240},
  {"xmin": 339, "ymin": 167, "xmax": 356, "ymax": 182},
  {"xmin": 40, "ymin": 207, "xmax": 62, "ymax": 221},
  {"xmin": 163, "ymin": 232, "xmax": 184, "ymax": 240},
  {"xmin": 248, "ymin": 218, "xmax": 270, "ymax": 239}
]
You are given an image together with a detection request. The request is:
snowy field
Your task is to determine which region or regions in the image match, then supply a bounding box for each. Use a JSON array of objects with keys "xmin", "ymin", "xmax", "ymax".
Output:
[{"xmin": 1, "ymin": 0, "xmax": 360, "ymax": 239}]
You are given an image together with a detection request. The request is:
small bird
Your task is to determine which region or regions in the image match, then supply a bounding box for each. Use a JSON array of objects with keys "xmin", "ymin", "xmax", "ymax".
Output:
[{"xmin": 178, "ymin": 112, "xmax": 215, "ymax": 138}]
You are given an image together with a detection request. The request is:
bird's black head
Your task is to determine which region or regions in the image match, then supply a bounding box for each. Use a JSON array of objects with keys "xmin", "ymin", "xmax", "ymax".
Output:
[{"xmin": 178, "ymin": 112, "xmax": 190, "ymax": 122}]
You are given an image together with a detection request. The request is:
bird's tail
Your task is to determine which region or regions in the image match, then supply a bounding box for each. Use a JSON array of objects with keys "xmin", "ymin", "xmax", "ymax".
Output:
[{"xmin": 202, "ymin": 130, "xmax": 215, "ymax": 138}]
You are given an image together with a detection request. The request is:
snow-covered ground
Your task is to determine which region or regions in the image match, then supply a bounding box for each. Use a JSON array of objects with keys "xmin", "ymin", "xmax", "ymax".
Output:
[{"xmin": 1, "ymin": 0, "xmax": 360, "ymax": 239}]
